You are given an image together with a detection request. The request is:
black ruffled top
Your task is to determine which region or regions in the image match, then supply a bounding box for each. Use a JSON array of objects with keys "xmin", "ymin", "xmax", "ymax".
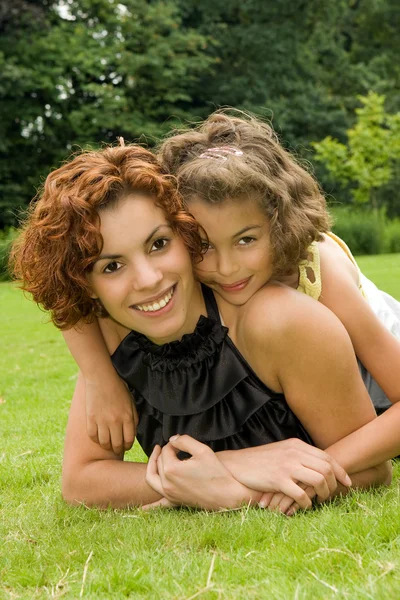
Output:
[{"xmin": 111, "ymin": 285, "xmax": 313, "ymax": 457}]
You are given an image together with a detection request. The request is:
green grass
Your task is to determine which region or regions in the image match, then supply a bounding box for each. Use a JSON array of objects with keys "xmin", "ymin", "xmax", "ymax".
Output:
[{"xmin": 1, "ymin": 255, "xmax": 400, "ymax": 599}]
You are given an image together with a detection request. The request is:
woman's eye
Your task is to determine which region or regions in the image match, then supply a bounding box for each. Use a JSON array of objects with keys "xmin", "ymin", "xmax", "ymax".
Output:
[
  {"xmin": 151, "ymin": 237, "xmax": 169, "ymax": 252},
  {"xmin": 201, "ymin": 240, "xmax": 212, "ymax": 253},
  {"xmin": 103, "ymin": 261, "xmax": 122, "ymax": 274},
  {"xmin": 238, "ymin": 237, "xmax": 256, "ymax": 246}
]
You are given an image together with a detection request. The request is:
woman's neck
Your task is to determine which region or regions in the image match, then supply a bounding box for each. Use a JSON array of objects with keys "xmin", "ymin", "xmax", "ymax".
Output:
[{"xmin": 147, "ymin": 280, "xmax": 206, "ymax": 345}]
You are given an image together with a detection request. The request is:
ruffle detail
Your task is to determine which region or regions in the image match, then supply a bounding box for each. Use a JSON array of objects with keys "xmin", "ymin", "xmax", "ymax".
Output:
[
  {"xmin": 133, "ymin": 381, "xmax": 313, "ymax": 458},
  {"xmin": 112, "ymin": 316, "xmax": 251, "ymax": 416},
  {"xmin": 112, "ymin": 315, "xmax": 227, "ymax": 372}
]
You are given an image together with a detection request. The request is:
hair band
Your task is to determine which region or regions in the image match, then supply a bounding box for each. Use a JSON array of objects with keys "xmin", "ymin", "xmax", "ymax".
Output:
[{"xmin": 199, "ymin": 146, "xmax": 244, "ymax": 161}]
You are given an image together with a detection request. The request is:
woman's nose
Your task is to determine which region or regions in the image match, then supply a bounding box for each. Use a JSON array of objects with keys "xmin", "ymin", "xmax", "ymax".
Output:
[{"xmin": 132, "ymin": 260, "xmax": 163, "ymax": 291}]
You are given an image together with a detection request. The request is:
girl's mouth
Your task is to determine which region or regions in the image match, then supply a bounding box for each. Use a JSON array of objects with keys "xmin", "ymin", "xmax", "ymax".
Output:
[{"xmin": 218, "ymin": 277, "xmax": 251, "ymax": 292}]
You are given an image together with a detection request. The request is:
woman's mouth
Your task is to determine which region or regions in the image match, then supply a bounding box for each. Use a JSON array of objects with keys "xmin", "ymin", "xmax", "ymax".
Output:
[
  {"xmin": 218, "ymin": 277, "xmax": 251, "ymax": 292},
  {"xmin": 132, "ymin": 285, "xmax": 176, "ymax": 314}
]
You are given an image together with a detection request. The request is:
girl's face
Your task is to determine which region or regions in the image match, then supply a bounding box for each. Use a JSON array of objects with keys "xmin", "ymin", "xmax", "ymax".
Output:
[
  {"xmin": 189, "ymin": 196, "xmax": 274, "ymax": 306},
  {"xmin": 87, "ymin": 194, "xmax": 200, "ymax": 344}
]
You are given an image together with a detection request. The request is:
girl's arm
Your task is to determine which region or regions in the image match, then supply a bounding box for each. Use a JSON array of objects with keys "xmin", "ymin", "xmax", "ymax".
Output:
[
  {"xmin": 238, "ymin": 285, "xmax": 392, "ymax": 490},
  {"xmin": 63, "ymin": 319, "xmax": 137, "ymax": 454},
  {"xmin": 319, "ymin": 238, "xmax": 400, "ymax": 403}
]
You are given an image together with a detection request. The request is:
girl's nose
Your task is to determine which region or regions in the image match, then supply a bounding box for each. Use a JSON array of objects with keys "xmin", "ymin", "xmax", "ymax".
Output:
[{"xmin": 216, "ymin": 252, "xmax": 240, "ymax": 278}]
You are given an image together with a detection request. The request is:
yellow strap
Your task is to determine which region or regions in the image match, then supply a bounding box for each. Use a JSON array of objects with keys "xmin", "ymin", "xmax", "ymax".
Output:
[
  {"xmin": 297, "ymin": 233, "xmax": 366, "ymax": 301},
  {"xmin": 297, "ymin": 241, "xmax": 322, "ymax": 300}
]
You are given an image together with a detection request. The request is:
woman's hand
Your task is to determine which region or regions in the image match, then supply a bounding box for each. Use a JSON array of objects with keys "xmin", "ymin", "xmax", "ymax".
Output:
[
  {"xmin": 144, "ymin": 436, "xmax": 262, "ymax": 511},
  {"xmin": 217, "ymin": 439, "xmax": 351, "ymax": 510},
  {"xmin": 85, "ymin": 373, "xmax": 138, "ymax": 455}
]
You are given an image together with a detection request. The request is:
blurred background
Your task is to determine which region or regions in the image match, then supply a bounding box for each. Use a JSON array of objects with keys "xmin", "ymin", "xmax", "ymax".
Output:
[{"xmin": 1, "ymin": 0, "xmax": 400, "ymax": 274}]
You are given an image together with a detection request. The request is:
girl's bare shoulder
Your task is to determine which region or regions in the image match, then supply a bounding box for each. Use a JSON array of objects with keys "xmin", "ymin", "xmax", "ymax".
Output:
[{"xmin": 318, "ymin": 234, "xmax": 360, "ymax": 289}]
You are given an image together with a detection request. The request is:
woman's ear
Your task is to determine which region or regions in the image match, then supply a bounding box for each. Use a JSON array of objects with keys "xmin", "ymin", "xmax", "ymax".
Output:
[{"xmin": 85, "ymin": 273, "xmax": 99, "ymax": 300}]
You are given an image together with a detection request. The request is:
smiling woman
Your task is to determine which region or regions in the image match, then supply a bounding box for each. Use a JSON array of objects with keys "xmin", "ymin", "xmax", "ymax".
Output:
[
  {"xmin": 10, "ymin": 143, "xmax": 391, "ymax": 513},
  {"xmin": 87, "ymin": 195, "xmax": 201, "ymax": 345}
]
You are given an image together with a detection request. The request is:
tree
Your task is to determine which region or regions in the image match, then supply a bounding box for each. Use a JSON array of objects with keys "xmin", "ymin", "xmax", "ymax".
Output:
[
  {"xmin": 0, "ymin": 0, "xmax": 213, "ymax": 227},
  {"xmin": 312, "ymin": 92, "xmax": 400, "ymax": 211}
]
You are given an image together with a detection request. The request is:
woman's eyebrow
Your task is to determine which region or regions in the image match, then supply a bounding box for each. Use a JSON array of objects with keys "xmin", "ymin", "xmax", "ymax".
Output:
[
  {"xmin": 96, "ymin": 253, "xmax": 123, "ymax": 262},
  {"xmin": 144, "ymin": 224, "xmax": 172, "ymax": 244},
  {"xmin": 96, "ymin": 224, "xmax": 172, "ymax": 261},
  {"xmin": 233, "ymin": 225, "xmax": 262, "ymax": 238}
]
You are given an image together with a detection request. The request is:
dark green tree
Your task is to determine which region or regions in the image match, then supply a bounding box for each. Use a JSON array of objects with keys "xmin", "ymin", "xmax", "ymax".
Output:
[{"xmin": 0, "ymin": 0, "xmax": 213, "ymax": 227}]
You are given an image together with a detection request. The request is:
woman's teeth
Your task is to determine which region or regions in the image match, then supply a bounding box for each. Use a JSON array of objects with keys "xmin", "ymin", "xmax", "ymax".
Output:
[{"xmin": 134, "ymin": 287, "xmax": 174, "ymax": 312}]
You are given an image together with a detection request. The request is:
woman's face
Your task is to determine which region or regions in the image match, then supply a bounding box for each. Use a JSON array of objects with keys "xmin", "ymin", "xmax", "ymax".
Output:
[
  {"xmin": 189, "ymin": 196, "xmax": 274, "ymax": 306},
  {"xmin": 87, "ymin": 194, "xmax": 198, "ymax": 344}
]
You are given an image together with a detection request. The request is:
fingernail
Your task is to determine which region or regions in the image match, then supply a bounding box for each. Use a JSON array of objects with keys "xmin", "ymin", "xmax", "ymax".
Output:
[
  {"xmin": 286, "ymin": 508, "xmax": 295, "ymax": 517},
  {"xmin": 345, "ymin": 475, "xmax": 352, "ymax": 486},
  {"xmin": 258, "ymin": 501, "xmax": 267, "ymax": 509},
  {"xmin": 169, "ymin": 434, "xmax": 179, "ymax": 442}
]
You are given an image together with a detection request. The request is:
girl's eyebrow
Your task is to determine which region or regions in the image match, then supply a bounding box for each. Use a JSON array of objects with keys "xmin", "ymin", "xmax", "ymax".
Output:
[
  {"xmin": 233, "ymin": 225, "xmax": 262, "ymax": 238},
  {"xmin": 96, "ymin": 224, "xmax": 173, "ymax": 262}
]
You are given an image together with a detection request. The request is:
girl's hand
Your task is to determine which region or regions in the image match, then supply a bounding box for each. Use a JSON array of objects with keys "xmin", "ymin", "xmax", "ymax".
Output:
[
  {"xmin": 85, "ymin": 374, "xmax": 138, "ymax": 455},
  {"xmin": 259, "ymin": 483, "xmax": 315, "ymax": 516},
  {"xmin": 217, "ymin": 439, "xmax": 351, "ymax": 510},
  {"xmin": 145, "ymin": 436, "xmax": 261, "ymax": 511}
]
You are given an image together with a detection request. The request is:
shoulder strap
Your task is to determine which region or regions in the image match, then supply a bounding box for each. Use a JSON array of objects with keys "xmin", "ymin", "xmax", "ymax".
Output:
[{"xmin": 201, "ymin": 284, "xmax": 221, "ymax": 323}]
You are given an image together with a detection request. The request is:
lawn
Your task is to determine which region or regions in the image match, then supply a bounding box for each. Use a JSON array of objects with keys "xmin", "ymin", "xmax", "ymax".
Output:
[{"xmin": 1, "ymin": 254, "xmax": 400, "ymax": 599}]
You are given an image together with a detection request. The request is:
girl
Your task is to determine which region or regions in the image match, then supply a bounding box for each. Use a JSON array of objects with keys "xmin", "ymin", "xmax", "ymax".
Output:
[{"xmin": 11, "ymin": 144, "xmax": 390, "ymax": 511}]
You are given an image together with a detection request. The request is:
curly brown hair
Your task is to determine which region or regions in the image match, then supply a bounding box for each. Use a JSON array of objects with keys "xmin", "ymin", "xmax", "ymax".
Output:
[
  {"xmin": 11, "ymin": 144, "xmax": 202, "ymax": 329},
  {"xmin": 158, "ymin": 110, "xmax": 331, "ymax": 276}
]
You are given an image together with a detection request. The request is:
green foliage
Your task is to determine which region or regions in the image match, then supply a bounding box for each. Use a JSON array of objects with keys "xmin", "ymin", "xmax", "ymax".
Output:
[
  {"xmin": 313, "ymin": 93, "xmax": 400, "ymax": 210},
  {"xmin": 330, "ymin": 206, "xmax": 400, "ymax": 256},
  {"xmin": 331, "ymin": 207, "xmax": 383, "ymax": 255},
  {"xmin": 382, "ymin": 219, "xmax": 400, "ymax": 254},
  {"xmin": 0, "ymin": 0, "xmax": 214, "ymax": 227},
  {"xmin": 0, "ymin": 227, "xmax": 17, "ymax": 281},
  {"xmin": 2, "ymin": 0, "xmax": 400, "ymax": 226}
]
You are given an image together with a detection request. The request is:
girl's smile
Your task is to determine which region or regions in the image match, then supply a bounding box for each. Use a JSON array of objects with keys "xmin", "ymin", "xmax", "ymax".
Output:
[{"xmin": 189, "ymin": 196, "xmax": 274, "ymax": 305}]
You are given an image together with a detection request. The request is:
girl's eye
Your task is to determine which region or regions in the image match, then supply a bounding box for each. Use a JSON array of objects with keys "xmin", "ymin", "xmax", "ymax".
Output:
[
  {"xmin": 103, "ymin": 261, "xmax": 122, "ymax": 274},
  {"xmin": 238, "ymin": 237, "xmax": 256, "ymax": 246},
  {"xmin": 201, "ymin": 240, "xmax": 212, "ymax": 253},
  {"xmin": 151, "ymin": 237, "xmax": 170, "ymax": 252}
]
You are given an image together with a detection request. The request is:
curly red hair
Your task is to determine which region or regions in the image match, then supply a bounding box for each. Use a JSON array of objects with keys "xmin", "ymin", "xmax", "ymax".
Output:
[{"xmin": 11, "ymin": 145, "xmax": 202, "ymax": 329}]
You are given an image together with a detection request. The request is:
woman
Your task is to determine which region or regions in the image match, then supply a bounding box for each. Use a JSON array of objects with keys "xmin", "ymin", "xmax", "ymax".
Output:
[{"xmin": 11, "ymin": 144, "xmax": 391, "ymax": 511}]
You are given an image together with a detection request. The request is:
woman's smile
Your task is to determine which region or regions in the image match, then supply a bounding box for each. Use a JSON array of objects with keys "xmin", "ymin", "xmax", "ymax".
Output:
[
  {"xmin": 131, "ymin": 284, "xmax": 176, "ymax": 315},
  {"xmin": 87, "ymin": 194, "xmax": 204, "ymax": 344}
]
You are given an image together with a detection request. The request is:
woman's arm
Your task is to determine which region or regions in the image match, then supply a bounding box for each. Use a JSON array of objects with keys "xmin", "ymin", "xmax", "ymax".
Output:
[
  {"xmin": 63, "ymin": 319, "xmax": 137, "ymax": 453},
  {"xmin": 62, "ymin": 372, "xmax": 160, "ymax": 508},
  {"xmin": 238, "ymin": 285, "xmax": 392, "ymax": 490}
]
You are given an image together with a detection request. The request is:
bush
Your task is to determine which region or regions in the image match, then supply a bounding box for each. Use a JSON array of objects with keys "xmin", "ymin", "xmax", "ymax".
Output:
[
  {"xmin": 382, "ymin": 219, "xmax": 400, "ymax": 253},
  {"xmin": 0, "ymin": 228, "xmax": 18, "ymax": 281},
  {"xmin": 330, "ymin": 207, "xmax": 383, "ymax": 255}
]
